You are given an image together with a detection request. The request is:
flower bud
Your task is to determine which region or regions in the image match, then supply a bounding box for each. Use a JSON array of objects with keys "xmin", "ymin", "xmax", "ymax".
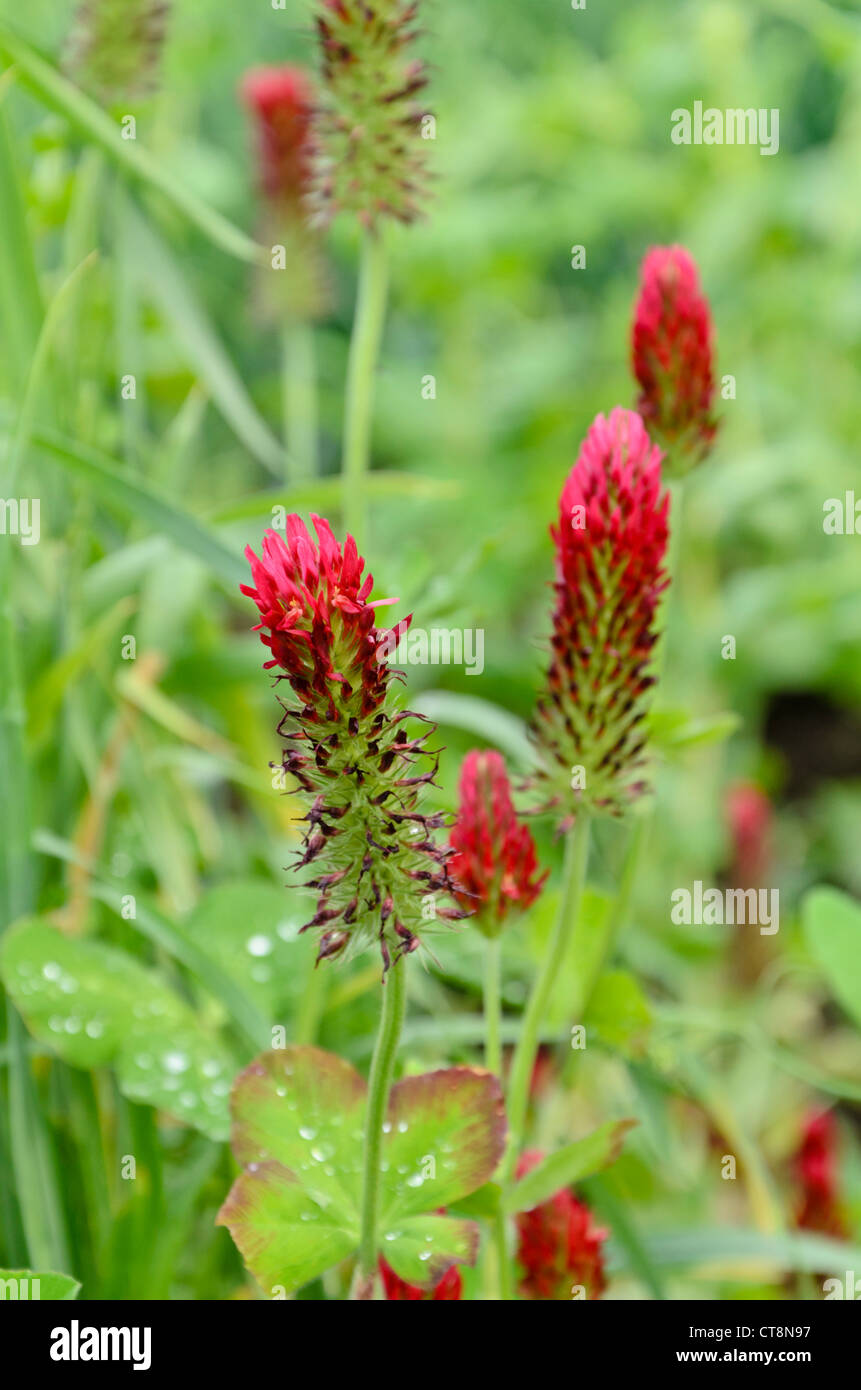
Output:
[
  {"xmin": 449, "ymin": 750, "xmax": 546, "ymax": 937},
  {"xmin": 631, "ymin": 244, "xmax": 717, "ymax": 472}
]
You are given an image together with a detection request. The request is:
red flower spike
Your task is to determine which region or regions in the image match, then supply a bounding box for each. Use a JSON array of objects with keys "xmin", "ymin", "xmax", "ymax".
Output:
[
  {"xmin": 794, "ymin": 1110, "xmax": 847, "ymax": 1240},
  {"xmin": 515, "ymin": 1151, "xmax": 607, "ymax": 1300},
  {"xmin": 726, "ymin": 781, "xmax": 773, "ymax": 885},
  {"xmin": 534, "ymin": 407, "xmax": 670, "ymax": 818},
  {"xmin": 379, "ymin": 1258, "xmax": 463, "ymax": 1301},
  {"xmin": 449, "ymin": 750, "xmax": 547, "ymax": 937},
  {"xmin": 239, "ymin": 65, "xmax": 330, "ymax": 322},
  {"xmin": 242, "ymin": 518, "xmax": 458, "ymax": 968},
  {"xmin": 631, "ymin": 244, "xmax": 717, "ymax": 472},
  {"xmin": 240, "ymin": 66, "xmax": 316, "ymax": 209}
]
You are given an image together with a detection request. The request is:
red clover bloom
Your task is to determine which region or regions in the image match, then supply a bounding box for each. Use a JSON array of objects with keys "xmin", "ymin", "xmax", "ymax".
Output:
[
  {"xmin": 534, "ymin": 407, "xmax": 670, "ymax": 819},
  {"xmin": 631, "ymin": 244, "xmax": 717, "ymax": 471},
  {"xmin": 241, "ymin": 517, "xmax": 463, "ymax": 969},
  {"xmin": 449, "ymin": 750, "xmax": 546, "ymax": 936}
]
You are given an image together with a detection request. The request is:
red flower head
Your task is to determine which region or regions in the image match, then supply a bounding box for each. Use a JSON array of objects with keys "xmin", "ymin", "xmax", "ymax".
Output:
[
  {"xmin": 794, "ymin": 1110, "xmax": 846, "ymax": 1239},
  {"xmin": 240, "ymin": 65, "xmax": 316, "ymax": 209},
  {"xmin": 534, "ymin": 408, "xmax": 670, "ymax": 818},
  {"xmin": 631, "ymin": 245, "xmax": 717, "ymax": 472},
  {"xmin": 515, "ymin": 1151, "xmax": 607, "ymax": 1300},
  {"xmin": 379, "ymin": 1258, "xmax": 463, "ymax": 1301},
  {"xmin": 449, "ymin": 750, "xmax": 547, "ymax": 936},
  {"xmin": 726, "ymin": 781, "xmax": 773, "ymax": 886},
  {"xmin": 242, "ymin": 518, "xmax": 463, "ymax": 968}
]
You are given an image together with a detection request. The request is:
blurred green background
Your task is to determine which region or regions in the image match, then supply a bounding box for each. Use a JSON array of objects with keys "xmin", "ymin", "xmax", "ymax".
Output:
[{"xmin": 1, "ymin": 0, "xmax": 860, "ymax": 1299}]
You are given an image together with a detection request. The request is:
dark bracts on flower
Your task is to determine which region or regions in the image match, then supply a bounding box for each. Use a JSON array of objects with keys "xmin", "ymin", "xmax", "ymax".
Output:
[
  {"xmin": 515, "ymin": 1151, "xmax": 607, "ymax": 1300},
  {"xmin": 242, "ymin": 517, "xmax": 460, "ymax": 969},
  {"xmin": 631, "ymin": 244, "xmax": 717, "ymax": 472},
  {"xmin": 533, "ymin": 408, "xmax": 670, "ymax": 819},
  {"xmin": 449, "ymin": 750, "xmax": 547, "ymax": 937},
  {"xmin": 310, "ymin": 1, "xmax": 430, "ymax": 227},
  {"xmin": 65, "ymin": 0, "xmax": 171, "ymax": 105}
]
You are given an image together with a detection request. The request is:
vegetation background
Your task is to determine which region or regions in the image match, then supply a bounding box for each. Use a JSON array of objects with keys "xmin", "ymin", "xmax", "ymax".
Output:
[{"xmin": 1, "ymin": 0, "xmax": 860, "ymax": 1299}]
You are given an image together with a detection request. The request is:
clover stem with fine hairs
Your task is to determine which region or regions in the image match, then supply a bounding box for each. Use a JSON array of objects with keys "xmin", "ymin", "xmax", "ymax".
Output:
[
  {"xmin": 502, "ymin": 813, "xmax": 591, "ymax": 1182},
  {"xmin": 354, "ymin": 954, "xmax": 407, "ymax": 1296},
  {"xmin": 341, "ymin": 227, "xmax": 389, "ymax": 541},
  {"xmin": 483, "ymin": 935, "xmax": 513, "ymax": 1299}
]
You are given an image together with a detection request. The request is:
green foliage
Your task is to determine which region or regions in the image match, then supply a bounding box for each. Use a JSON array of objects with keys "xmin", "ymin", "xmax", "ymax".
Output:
[{"xmin": 217, "ymin": 1045, "xmax": 505, "ymax": 1293}]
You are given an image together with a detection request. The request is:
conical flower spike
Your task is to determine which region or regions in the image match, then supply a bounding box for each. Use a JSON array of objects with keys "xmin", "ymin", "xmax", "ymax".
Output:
[
  {"xmin": 631, "ymin": 244, "xmax": 717, "ymax": 473},
  {"xmin": 534, "ymin": 408, "xmax": 670, "ymax": 819},
  {"xmin": 240, "ymin": 65, "xmax": 329, "ymax": 321},
  {"xmin": 311, "ymin": 0, "xmax": 430, "ymax": 227},
  {"xmin": 449, "ymin": 750, "xmax": 547, "ymax": 937},
  {"xmin": 242, "ymin": 517, "xmax": 460, "ymax": 968},
  {"xmin": 65, "ymin": 0, "xmax": 171, "ymax": 104}
]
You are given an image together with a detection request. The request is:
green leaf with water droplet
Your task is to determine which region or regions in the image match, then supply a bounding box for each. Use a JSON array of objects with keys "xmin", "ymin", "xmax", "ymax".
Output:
[
  {"xmin": 0, "ymin": 917, "xmax": 235, "ymax": 1140},
  {"xmin": 116, "ymin": 1021, "xmax": 235, "ymax": 1142},
  {"xmin": 217, "ymin": 1161, "xmax": 358, "ymax": 1299},
  {"xmin": 182, "ymin": 880, "xmax": 315, "ymax": 1016},
  {"xmin": 218, "ymin": 1047, "xmax": 507, "ymax": 1294},
  {"xmin": 380, "ymin": 1214, "xmax": 478, "ymax": 1286},
  {"xmin": 0, "ymin": 1268, "xmax": 80, "ymax": 1300},
  {"xmin": 380, "ymin": 1067, "xmax": 507, "ymax": 1224},
  {"xmin": 1, "ymin": 917, "xmax": 185, "ymax": 1067},
  {"xmin": 227, "ymin": 1047, "xmax": 365, "ymax": 1224}
]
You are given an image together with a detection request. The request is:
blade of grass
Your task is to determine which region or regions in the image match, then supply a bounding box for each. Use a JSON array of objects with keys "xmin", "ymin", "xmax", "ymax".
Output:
[
  {"xmin": 123, "ymin": 200, "xmax": 285, "ymax": 476},
  {"xmin": 32, "ymin": 428, "xmax": 246, "ymax": 587},
  {"xmin": 0, "ymin": 24, "xmax": 261, "ymax": 264}
]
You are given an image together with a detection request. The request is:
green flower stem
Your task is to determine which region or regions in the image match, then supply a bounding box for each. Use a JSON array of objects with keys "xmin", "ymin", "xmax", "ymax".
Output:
[
  {"xmin": 569, "ymin": 812, "xmax": 650, "ymax": 1022},
  {"xmin": 484, "ymin": 934, "xmax": 502, "ymax": 1076},
  {"xmin": 482, "ymin": 935, "xmax": 512, "ymax": 1301},
  {"xmin": 354, "ymin": 954, "xmax": 407, "ymax": 1296},
  {"xmin": 282, "ymin": 318, "xmax": 319, "ymax": 482},
  {"xmin": 502, "ymin": 813, "xmax": 592, "ymax": 1180},
  {"xmin": 342, "ymin": 228, "xmax": 389, "ymax": 541}
]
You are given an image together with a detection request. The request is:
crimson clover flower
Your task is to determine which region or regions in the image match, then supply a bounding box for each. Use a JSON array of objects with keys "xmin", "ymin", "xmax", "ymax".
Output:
[
  {"xmin": 379, "ymin": 1257, "xmax": 462, "ymax": 1300},
  {"xmin": 449, "ymin": 750, "xmax": 547, "ymax": 937},
  {"xmin": 241, "ymin": 517, "xmax": 463, "ymax": 969},
  {"xmin": 240, "ymin": 65, "xmax": 329, "ymax": 323},
  {"xmin": 794, "ymin": 1110, "xmax": 847, "ymax": 1239},
  {"xmin": 311, "ymin": 0, "xmax": 430, "ymax": 226},
  {"xmin": 241, "ymin": 66, "xmax": 317, "ymax": 212},
  {"xmin": 631, "ymin": 245, "xmax": 717, "ymax": 472},
  {"xmin": 534, "ymin": 407, "xmax": 670, "ymax": 819},
  {"xmin": 65, "ymin": 0, "xmax": 170, "ymax": 104},
  {"xmin": 515, "ymin": 1151, "xmax": 607, "ymax": 1300},
  {"xmin": 726, "ymin": 781, "xmax": 773, "ymax": 886}
]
